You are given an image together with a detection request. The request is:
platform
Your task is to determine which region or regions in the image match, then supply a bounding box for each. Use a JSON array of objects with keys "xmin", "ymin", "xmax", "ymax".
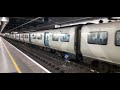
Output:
[{"xmin": 0, "ymin": 37, "xmax": 51, "ymax": 73}]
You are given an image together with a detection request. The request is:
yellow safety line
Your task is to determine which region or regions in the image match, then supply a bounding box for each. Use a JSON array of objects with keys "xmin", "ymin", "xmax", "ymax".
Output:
[{"xmin": 2, "ymin": 40, "xmax": 22, "ymax": 73}]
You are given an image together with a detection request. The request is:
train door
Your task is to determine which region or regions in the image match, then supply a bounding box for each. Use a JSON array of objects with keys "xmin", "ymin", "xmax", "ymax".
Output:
[
  {"xmin": 29, "ymin": 33, "xmax": 31, "ymax": 43},
  {"xmin": 44, "ymin": 32, "xmax": 49, "ymax": 47}
]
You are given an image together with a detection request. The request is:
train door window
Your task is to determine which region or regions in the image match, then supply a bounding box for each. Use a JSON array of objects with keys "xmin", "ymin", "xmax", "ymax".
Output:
[
  {"xmin": 37, "ymin": 34, "xmax": 42, "ymax": 40},
  {"xmin": 115, "ymin": 31, "xmax": 120, "ymax": 46},
  {"xmin": 60, "ymin": 33, "xmax": 70, "ymax": 42},
  {"xmin": 88, "ymin": 31, "xmax": 108, "ymax": 45},
  {"xmin": 52, "ymin": 34, "xmax": 59, "ymax": 41}
]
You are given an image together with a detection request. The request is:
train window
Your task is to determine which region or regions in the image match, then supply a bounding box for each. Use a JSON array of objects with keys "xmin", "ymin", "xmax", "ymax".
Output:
[
  {"xmin": 37, "ymin": 34, "xmax": 42, "ymax": 40},
  {"xmin": 115, "ymin": 31, "xmax": 120, "ymax": 46},
  {"xmin": 32, "ymin": 34, "xmax": 36, "ymax": 39},
  {"xmin": 88, "ymin": 31, "xmax": 108, "ymax": 45},
  {"xmin": 60, "ymin": 33, "xmax": 70, "ymax": 42},
  {"xmin": 52, "ymin": 34, "xmax": 59, "ymax": 41}
]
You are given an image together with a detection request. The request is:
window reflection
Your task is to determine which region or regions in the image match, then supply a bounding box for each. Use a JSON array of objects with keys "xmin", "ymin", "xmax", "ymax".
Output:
[
  {"xmin": 60, "ymin": 33, "xmax": 70, "ymax": 42},
  {"xmin": 88, "ymin": 31, "xmax": 107, "ymax": 45}
]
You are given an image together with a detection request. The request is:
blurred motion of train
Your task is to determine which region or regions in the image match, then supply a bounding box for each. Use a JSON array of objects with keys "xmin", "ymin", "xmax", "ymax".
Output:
[{"xmin": 3, "ymin": 20, "xmax": 120, "ymax": 73}]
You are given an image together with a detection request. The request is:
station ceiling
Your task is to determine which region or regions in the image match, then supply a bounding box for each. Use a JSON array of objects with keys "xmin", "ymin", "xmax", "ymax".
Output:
[{"xmin": 3, "ymin": 17, "xmax": 105, "ymax": 33}]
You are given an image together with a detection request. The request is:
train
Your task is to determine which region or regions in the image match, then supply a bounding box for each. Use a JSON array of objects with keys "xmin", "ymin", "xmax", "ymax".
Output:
[{"xmin": 4, "ymin": 21, "xmax": 120, "ymax": 73}]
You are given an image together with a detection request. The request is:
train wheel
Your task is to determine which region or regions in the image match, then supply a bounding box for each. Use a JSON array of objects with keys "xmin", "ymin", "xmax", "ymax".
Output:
[{"xmin": 98, "ymin": 62, "xmax": 110, "ymax": 73}]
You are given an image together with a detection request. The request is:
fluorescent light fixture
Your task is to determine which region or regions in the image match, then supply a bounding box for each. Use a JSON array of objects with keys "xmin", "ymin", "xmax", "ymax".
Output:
[{"xmin": 0, "ymin": 17, "xmax": 9, "ymax": 32}]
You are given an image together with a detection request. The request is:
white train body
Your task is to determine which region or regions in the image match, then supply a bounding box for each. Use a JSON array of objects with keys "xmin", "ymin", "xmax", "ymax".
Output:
[
  {"xmin": 81, "ymin": 21, "xmax": 120, "ymax": 65},
  {"xmin": 43, "ymin": 27, "xmax": 76, "ymax": 54},
  {"xmin": 5, "ymin": 21, "xmax": 120, "ymax": 68},
  {"xmin": 19, "ymin": 33, "xmax": 24, "ymax": 42},
  {"xmin": 12, "ymin": 34, "xmax": 16, "ymax": 39},
  {"xmin": 30, "ymin": 31, "xmax": 45, "ymax": 47},
  {"xmin": 29, "ymin": 27, "xmax": 76, "ymax": 54}
]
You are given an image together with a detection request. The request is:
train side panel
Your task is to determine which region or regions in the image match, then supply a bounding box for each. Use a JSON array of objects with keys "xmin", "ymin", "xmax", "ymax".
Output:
[
  {"xmin": 81, "ymin": 21, "xmax": 120, "ymax": 65},
  {"xmin": 30, "ymin": 31, "xmax": 45, "ymax": 47},
  {"xmin": 30, "ymin": 27, "xmax": 76, "ymax": 54},
  {"xmin": 48, "ymin": 27, "xmax": 76, "ymax": 54}
]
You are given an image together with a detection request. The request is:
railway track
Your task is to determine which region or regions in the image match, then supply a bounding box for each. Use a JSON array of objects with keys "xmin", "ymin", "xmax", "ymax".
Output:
[{"xmin": 4, "ymin": 37, "xmax": 98, "ymax": 73}]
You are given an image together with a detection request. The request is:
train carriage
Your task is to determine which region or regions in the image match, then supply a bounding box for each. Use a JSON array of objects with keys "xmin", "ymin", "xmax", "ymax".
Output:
[
  {"xmin": 23, "ymin": 33, "xmax": 30, "ymax": 43},
  {"xmin": 46, "ymin": 27, "xmax": 76, "ymax": 55},
  {"xmin": 30, "ymin": 31, "xmax": 45, "ymax": 47},
  {"xmin": 12, "ymin": 33, "xmax": 16, "ymax": 39},
  {"xmin": 81, "ymin": 21, "xmax": 120, "ymax": 66}
]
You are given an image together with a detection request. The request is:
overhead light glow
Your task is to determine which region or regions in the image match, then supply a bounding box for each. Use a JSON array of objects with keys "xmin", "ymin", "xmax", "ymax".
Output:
[{"xmin": 1, "ymin": 17, "xmax": 9, "ymax": 22}]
